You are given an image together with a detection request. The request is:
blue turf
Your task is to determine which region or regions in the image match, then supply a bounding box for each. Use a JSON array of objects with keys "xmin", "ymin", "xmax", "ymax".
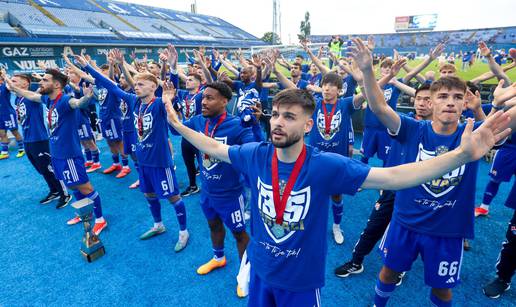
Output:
[{"xmin": 0, "ymin": 135, "xmax": 514, "ymax": 306}]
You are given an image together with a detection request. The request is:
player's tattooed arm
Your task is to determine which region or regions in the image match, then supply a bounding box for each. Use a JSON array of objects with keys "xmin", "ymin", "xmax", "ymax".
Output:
[
  {"xmin": 4, "ymin": 77, "xmax": 42, "ymax": 103},
  {"xmin": 163, "ymin": 83, "xmax": 231, "ymax": 164},
  {"xmin": 349, "ymin": 38, "xmax": 401, "ymax": 133},
  {"xmin": 69, "ymin": 83, "xmax": 94, "ymax": 109},
  {"xmin": 363, "ymin": 112, "xmax": 512, "ymax": 190}
]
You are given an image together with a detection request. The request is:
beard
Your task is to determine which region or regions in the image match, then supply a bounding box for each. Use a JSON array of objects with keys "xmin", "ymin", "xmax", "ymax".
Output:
[
  {"xmin": 39, "ymin": 86, "xmax": 52, "ymax": 95},
  {"xmin": 271, "ymin": 130, "xmax": 304, "ymax": 148}
]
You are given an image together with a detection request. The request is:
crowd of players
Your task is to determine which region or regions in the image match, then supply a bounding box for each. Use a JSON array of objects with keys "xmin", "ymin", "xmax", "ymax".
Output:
[{"xmin": 0, "ymin": 37, "xmax": 516, "ymax": 306}]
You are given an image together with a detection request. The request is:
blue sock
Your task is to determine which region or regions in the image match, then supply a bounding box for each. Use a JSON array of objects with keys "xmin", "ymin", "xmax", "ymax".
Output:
[
  {"xmin": 92, "ymin": 149, "xmax": 100, "ymax": 163},
  {"xmin": 430, "ymin": 292, "xmax": 451, "ymax": 307},
  {"xmin": 85, "ymin": 190, "xmax": 103, "ymax": 219},
  {"xmin": 1, "ymin": 142, "xmax": 8, "ymax": 153},
  {"xmin": 17, "ymin": 139, "xmax": 24, "ymax": 151},
  {"xmin": 122, "ymin": 156, "xmax": 129, "ymax": 167},
  {"xmin": 171, "ymin": 199, "xmax": 187, "ymax": 231},
  {"xmin": 482, "ymin": 180, "xmax": 500, "ymax": 205},
  {"xmin": 85, "ymin": 149, "xmax": 92, "ymax": 162},
  {"xmin": 361, "ymin": 156, "xmax": 369, "ymax": 164},
  {"xmin": 73, "ymin": 190, "xmax": 86, "ymax": 201},
  {"xmin": 112, "ymin": 154, "xmax": 120, "ymax": 164},
  {"xmin": 146, "ymin": 197, "xmax": 162, "ymax": 223},
  {"xmin": 332, "ymin": 199, "xmax": 343, "ymax": 225},
  {"xmin": 374, "ymin": 279, "xmax": 396, "ymax": 307},
  {"xmin": 134, "ymin": 161, "xmax": 139, "ymax": 173},
  {"xmin": 213, "ymin": 245, "xmax": 224, "ymax": 259}
]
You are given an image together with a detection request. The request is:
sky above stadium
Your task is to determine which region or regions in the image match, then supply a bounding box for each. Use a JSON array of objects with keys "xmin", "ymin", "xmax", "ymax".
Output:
[{"xmin": 122, "ymin": 0, "xmax": 515, "ymax": 44}]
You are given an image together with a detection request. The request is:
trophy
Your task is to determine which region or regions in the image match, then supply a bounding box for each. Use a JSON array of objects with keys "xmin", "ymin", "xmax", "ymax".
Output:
[{"xmin": 71, "ymin": 198, "xmax": 105, "ymax": 262}]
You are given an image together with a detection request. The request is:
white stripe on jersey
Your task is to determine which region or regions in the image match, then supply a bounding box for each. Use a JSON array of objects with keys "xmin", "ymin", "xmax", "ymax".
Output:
[
  {"xmin": 110, "ymin": 119, "xmax": 119, "ymax": 138},
  {"xmin": 165, "ymin": 167, "xmax": 174, "ymax": 193}
]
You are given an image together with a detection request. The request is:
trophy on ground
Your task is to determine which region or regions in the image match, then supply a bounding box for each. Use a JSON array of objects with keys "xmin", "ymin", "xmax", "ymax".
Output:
[{"xmin": 71, "ymin": 198, "xmax": 105, "ymax": 262}]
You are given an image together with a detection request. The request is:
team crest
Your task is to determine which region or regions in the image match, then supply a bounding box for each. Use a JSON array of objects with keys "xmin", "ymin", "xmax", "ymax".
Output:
[
  {"xmin": 181, "ymin": 99, "xmax": 197, "ymax": 120},
  {"xmin": 383, "ymin": 88, "xmax": 393, "ymax": 101},
  {"xmin": 316, "ymin": 109, "xmax": 342, "ymax": 140},
  {"xmin": 416, "ymin": 143, "xmax": 465, "ymax": 197},
  {"xmin": 342, "ymin": 81, "xmax": 348, "ymax": 95},
  {"xmin": 257, "ymin": 177, "xmax": 311, "ymax": 243},
  {"xmin": 236, "ymin": 88, "xmax": 259, "ymax": 113},
  {"xmin": 120, "ymin": 100, "xmax": 128, "ymax": 116},
  {"xmin": 17, "ymin": 102, "xmax": 27, "ymax": 125},
  {"xmin": 137, "ymin": 113, "xmax": 153, "ymax": 142},
  {"xmin": 201, "ymin": 137, "xmax": 227, "ymax": 170},
  {"xmin": 97, "ymin": 88, "xmax": 108, "ymax": 105},
  {"xmin": 48, "ymin": 108, "xmax": 59, "ymax": 133}
]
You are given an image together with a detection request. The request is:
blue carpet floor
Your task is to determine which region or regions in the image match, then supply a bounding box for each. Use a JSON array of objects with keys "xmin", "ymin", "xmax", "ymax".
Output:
[{"xmin": 0, "ymin": 135, "xmax": 514, "ymax": 306}]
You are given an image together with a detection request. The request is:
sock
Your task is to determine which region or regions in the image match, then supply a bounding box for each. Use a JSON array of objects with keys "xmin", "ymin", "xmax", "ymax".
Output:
[
  {"xmin": 73, "ymin": 190, "xmax": 86, "ymax": 201},
  {"xmin": 481, "ymin": 180, "xmax": 501, "ymax": 206},
  {"xmin": 122, "ymin": 156, "xmax": 129, "ymax": 167},
  {"xmin": 84, "ymin": 149, "xmax": 92, "ymax": 162},
  {"xmin": 85, "ymin": 190, "xmax": 103, "ymax": 219},
  {"xmin": 146, "ymin": 197, "xmax": 162, "ymax": 223},
  {"xmin": 134, "ymin": 161, "xmax": 139, "ymax": 173},
  {"xmin": 332, "ymin": 199, "xmax": 343, "ymax": 225},
  {"xmin": 171, "ymin": 199, "xmax": 187, "ymax": 231},
  {"xmin": 17, "ymin": 139, "xmax": 23, "ymax": 151},
  {"xmin": 360, "ymin": 156, "xmax": 369, "ymax": 164},
  {"xmin": 112, "ymin": 154, "xmax": 120, "ymax": 165},
  {"xmin": 430, "ymin": 292, "xmax": 451, "ymax": 307},
  {"xmin": 1, "ymin": 142, "xmax": 8, "ymax": 153},
  {"xmin": 374, "ymin": 279, "xmax": 396, "ymax": 307},
  {"xmin": 92, "ymin": 149, "xmax": 100, "ymax": 163},
  {"xmin": 213, "ymin": 245, "xmax": 225, "ymax": 260}
]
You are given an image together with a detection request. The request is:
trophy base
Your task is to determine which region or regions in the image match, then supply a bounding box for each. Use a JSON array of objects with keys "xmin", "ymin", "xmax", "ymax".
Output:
[{"xmin": 81, "ymin": 246, "xmax": 105, "ymax": 262}]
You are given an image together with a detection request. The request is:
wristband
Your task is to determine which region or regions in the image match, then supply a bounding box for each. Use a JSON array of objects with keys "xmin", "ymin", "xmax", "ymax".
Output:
[{"xmin": 491, "ymin": 103, "xmax": 504, "ymax": 111}]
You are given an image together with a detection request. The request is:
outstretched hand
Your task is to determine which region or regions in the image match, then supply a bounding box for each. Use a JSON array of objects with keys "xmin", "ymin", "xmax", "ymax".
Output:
[
  {"xmin": 73, "ymin": 55, "xmax": 89, "ymax": 68},
  {"xmin": 82, "ymin": 83, "xmax": 94, "ymax": 98},
  {"xmin": 162, "ymin": 82, "xmax": 181, "ymax": 126},
  {"xmin": 458, "ymin": 111, "xmax": 512, "ymax": 162},
  {"xmin": 493, "ymin": 79, "xmax": 516, "ymax": 105},
  {"xmin": 429, "ymin": 43, "xmax": 445, "ymax": 60},
  {"xmin": 347, "ymin": 38, "xmax": 373, "ymax": 71},
  {"xmin": 478, "ymin": 41, "xmax": 491, "ymax": 57}
]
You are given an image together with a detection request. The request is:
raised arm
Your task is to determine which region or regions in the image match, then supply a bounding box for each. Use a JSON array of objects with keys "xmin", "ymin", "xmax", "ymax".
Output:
[
  {"xmin": 69, "ymin": 83, "xmax": 94, "ymax": 109},
  {"xmin": 270, "ymin": 57, "xmax": 296, "ymax": 89},
  {"xmin": 470, "ymin": 62, "xmax": 515, "ymax": 84},
  {"xmin": 478, "ymin": 41, "xmax": 512, "ymax": 86},
  {"xmin": 193, "ymin": 49, "xmax": 214, "ymax": 84},
  {"xmin": 402, "ymin": 43, "xmax": 444, "ymax": 84},
  {"xmin": 112, "ymin": 49, "xmax": 135, "ymax": 89},
  {"xmin": 349, "ymin": 38, "xmax": 401, "ymax": 132},
  {"xmin": 362, "ymin": 112, "xmax": 512, "ymax": 190},
  {"xmin": 62, "ymin": 47, "xmax": 95, "ymax": 84},
  {"xmin": 4, "ymin": 77, "xmax": 42, "ymax": 102},
  {"xmin": 301, "ymin": 42, "xmax": 330, "ymax": 74}
]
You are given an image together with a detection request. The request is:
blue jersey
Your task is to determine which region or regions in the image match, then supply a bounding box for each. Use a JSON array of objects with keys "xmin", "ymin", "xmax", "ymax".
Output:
[
  {"xmin": 278, "ymin": 79, "xmax": 309, "ymax": 90},
  {"xmin": 342, "ymin": 75, "xmax": 357, "ymax": 98},
  {"xmin": 15, "ymin": 96, "xmax": 48, "ymax": 143},
  {"xmin": 95, "ymin": 85, "xmax": 122, "ymax": 123},
  {"xmin": 84, "ymin": 65, "xmax": 173, "ymax": 168},
  {"xmin": 119, "ymin": 86, "xmax": 136, "ymax": 132},
  {"xmin": 184, "ymin": 113, "xmax": 256, "ymax": 200},
  {"xmin": 41, "ymin": 94, "xmax": 82, "ymax": 159},
  {"xmin": 174, "ymin": 89, "xmax": 203, "ymax": 121},
  {"xmin": 391, "ymin": 115, "xmax": 481, "ymax": 239},
  {"xmin": 309, "ymin": 97, "xmax": 356, "ymax": 156},
  {"xmin": 234, "ymin": 81, "xmax": 260, "ymax": 114},
  {"xmin": 301, "ymin": 64, "xmax": 310, "ymax": 73},
  {"xmin": 0, "ymin": 83, "xmax": 14, "ymax": 114},
  {"xmin": 364, "ymin": 80, "xmax": 401, "ymax": 129},
  {"xmin": 228, "ymin": 142, "xmax": 370, "ymax": 291}
]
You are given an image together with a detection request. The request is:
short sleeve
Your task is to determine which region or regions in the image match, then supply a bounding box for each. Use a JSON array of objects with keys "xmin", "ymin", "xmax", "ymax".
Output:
[
  {"xmin": 324, "ymin": 153, "xmax": 371, "ymax": 196},
  {"xmin": 228, "ymin": 142, "xmax": 260, "ymax": 175},
  {"xmin": 390, "ymin": 114, "xmax": 421, "ymax": 144}
]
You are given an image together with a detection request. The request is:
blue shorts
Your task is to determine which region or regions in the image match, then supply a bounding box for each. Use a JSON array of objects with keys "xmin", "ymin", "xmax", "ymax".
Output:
[
  {"xmin": 360, "ymin": 127, "xmax": 391, "ymax": 161},
  {"xmin": 489, "ymin": 146, "xmax": 516, "ymax": 182},
  {"xmin": 200, "ymin": 193, "xmax": 245, "ymax": 233},
  {"xmin": 0, "ymin": 112, "xmax": 18, "ymax": 130},
  {"xmin": 51, "ymin": 156, "xmax": 89, "ymax": 187},
  {"xmin": 100, "ymin": 118, "xmax": 122, "ymax": 141},
  {"xmin": 139, "ymin": 165, "xmax": 179, "ymax": 198},
  {"xmin": 379, "ymin": 220, "xmax": 463, "ymax": 288},
  {"xmin": 122, "ymin": 130, "xmax": 137, "ymax": 156},
  {"xmin": 248, "ymin": 270, "xmax": 321, "ymax": 307},
  {"xmin": 77, "ymin": 123, "xmax": 94, "ymax": 141}
]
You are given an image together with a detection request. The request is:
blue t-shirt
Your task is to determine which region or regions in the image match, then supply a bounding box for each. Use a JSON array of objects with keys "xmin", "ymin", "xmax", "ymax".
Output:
[
  {"xmin": 174, "ymin": 89, "xmax": 203, "ymax": 122},
  {"xmin": 41, "ymin": 94, "xmax": 82, "ymax": 159},
  {"xmin": 84, "ymin": 65, "xmax": 172, "ymax": 168},
  {"xmin": 119, "ymin": 86, "xmax": 136, "ymax": 132},
  {"xmin": 307, "ymin": 73, "xmax": 322, "ymax": 87},
  {"xmin": 277, "ymin": 79, "xmax": 309, "ymax": 91},
  {"xmin": 234, "ymin": 81, "xmax": 260, "ymax": 115},
  {"xmin": 228, "ymin": 142, "xmax": 370, "ymax": 291},
  {"xmin": 95, "ymin": 85, "xmax": 122, "ymax": 123},
  {"xmin": 15, "ymin": 96, "xmax": 48, "ymax": 143},
  {"xmin": 0, "ymin": 83, "xmax": 14, "ymax": 115},
  {"xmin": 364, "ymin": 80, "xmax": 401, "ymax": 129},
  {"xmin": 391, "ymin": 115, "xmax": 481, "ymax": 239},
  {"xmin": 184, "ymin": 113, "xmax": 256, "ymax": 200},
  {"xmin": 309, "ymin": 97, "xmax": 356, "ymax": 156},
  {"xmin": 342, "ymin": 75, "xmax": 357, "ymax": 98}
]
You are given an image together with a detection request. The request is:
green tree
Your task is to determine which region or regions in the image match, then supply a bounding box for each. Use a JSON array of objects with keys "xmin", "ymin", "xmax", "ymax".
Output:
[
  {"xmin": 261, "ymin": 32, "xmax": 278, "ymax": 44},
  {"xmin": 298, "ymin": 12, "xmax": 311, "ymax": 42}
]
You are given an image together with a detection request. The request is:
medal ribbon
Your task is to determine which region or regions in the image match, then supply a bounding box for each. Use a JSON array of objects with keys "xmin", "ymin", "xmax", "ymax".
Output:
[
  {"xmin": 271, "ymin": 144, "xmax": 307, "ymax": 225},
  {"xmin": 203, "ymin": 112, "xmax": 227, "ymax": 159},
  {"xmin": 47, "ymin": 92, "xmax": 63, "ymax": 128},
  {"xmin": 16, "ymin": 97, "xmax": 24, "ymax": 122},
  {"xmin": 321, "ymin": 101, "xmax": 337, "ymax": 136},
  {"xmin": 185, "ymin": 89, "xmax": 200, "ymax": 119},
  {"xmin": 137, "ymin": 97, "xmax": 156, "ymax": 137}
]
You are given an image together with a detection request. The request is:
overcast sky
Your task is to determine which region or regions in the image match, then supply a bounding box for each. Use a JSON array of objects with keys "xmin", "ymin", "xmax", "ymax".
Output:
[{"xmin": 121, "ymin": 0, "xmax": 516, "ymax": 44}]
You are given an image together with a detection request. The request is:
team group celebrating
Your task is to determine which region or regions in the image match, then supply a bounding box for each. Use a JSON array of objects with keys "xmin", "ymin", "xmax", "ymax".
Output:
[{"xmin": 1, "ymin": 36, "xmax": 516, "ymax": 306}]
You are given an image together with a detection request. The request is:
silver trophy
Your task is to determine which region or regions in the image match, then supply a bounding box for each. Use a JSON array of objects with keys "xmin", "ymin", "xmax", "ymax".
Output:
[{"xmin": 71, "ymin": 198, "xmax": 105, "ymax": 262}]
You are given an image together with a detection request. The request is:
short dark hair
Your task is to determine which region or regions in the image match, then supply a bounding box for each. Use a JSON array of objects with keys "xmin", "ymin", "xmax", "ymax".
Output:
[
  {"xmin": 13, "ymin": 74, "xmax": 31, "ymax": 84},
  {"xmin": 99, "ymin": 64, "xmax": 109, "ymax": 70},
  {"xmin": 291, "ymin": 63, "xmax": 302, "ymax": 69},
  {"xmin": 380, "ymin": 58, "xmax": 394, "ymax": 68},
  {"xmin": 272, "ymin": 89, "xmax": 315, "ymax": 116},
  {"xmin": 415, "ymin": 83, "xmax": 431, "ymax": 96},
  {"xmin": 430, "ymin": 76, "xmax": 466, "ymax": 94},
  {"xmin": 295, "ymin": 54, "xmax": 304, "ymax": 60},
  {"xmin": 45, "ymin": 68, "xmax": 68, "ymax": 89},
  {"xmin": 187, "ymin": 73, "xmax": 202, "ymax": 83},
  {"xmin": 204, "ymin": 82, "xmax": 233, "ymax": 101},
  {"xmin": 466, "ymin": 81, "xmax": 479, "ymax": 94},
  {"xmin": 321, "ymin": 72, "xmax": 343, "ymax": 90}
]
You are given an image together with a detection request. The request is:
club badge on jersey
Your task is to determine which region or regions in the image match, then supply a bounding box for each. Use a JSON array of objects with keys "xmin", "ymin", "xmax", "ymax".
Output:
[
  {"xmin": 416, "ymin": 144, "xmax": 465, "ymax": 197},
  {"xmin": 137, "ymin": 98, "xmax": 156, "ymax": 142},
  {"xmin": 316, "ymin": 109, "xmax": 342, "ymax": 140},
  {"xmin": 120, "ymin": 99, "xmax": 128, "ymax": 116},
  {"xmin": 97, "ymin": 88, "xmax": 108, "ymax": 105},
  {"xmin": 201, "ymin": 136, "xmax": 226, "ymax": 170}
]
